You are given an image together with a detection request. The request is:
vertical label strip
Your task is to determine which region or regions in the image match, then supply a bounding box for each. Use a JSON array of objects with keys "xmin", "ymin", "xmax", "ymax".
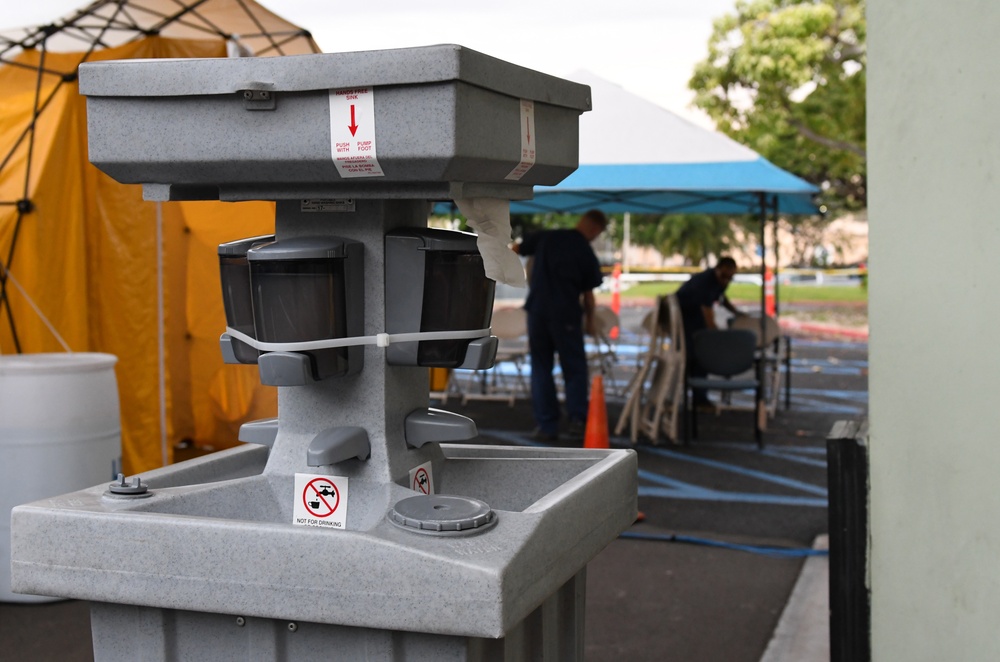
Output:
[
  {"xmin": 329, "ymin": 87, "xmax": 385, "ymax": 178},
  {"xmin": 505, "ymin": 99, "xmax": 536, "ymax": 181}
]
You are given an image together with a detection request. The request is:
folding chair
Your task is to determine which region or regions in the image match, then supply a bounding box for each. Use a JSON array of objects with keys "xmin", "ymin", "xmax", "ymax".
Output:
[
  {"xmin": 684, "ymin": 329, "xmax": 763, "ymax": 448},
  {"xmin": 615, "ymin": 294, "xmax": 686, "ymax": 445},
  {"xmin": 588, "ymin": 305, "xmax": 624, "ymax": 396},
  {"xmin": 453, "ymin": 307, "xmax": 530, "ymax": 406},
  {"xmin": 729, "ymin": 314, "xmax": 791, "ymax": 417}
]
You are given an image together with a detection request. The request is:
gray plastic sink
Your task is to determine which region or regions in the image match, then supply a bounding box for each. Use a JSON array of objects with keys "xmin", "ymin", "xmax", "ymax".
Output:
[
  {"xmin": 98, "ymin": 443, "xmax": 615, "ymax": 523},
  {"xmin": 10, "ymin": 442, "xmax": 636, "ymax": 638}
]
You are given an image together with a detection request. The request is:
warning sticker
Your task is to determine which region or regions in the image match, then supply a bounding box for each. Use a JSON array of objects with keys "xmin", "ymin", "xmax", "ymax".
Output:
[
  {"xmin": 505, "ymin": 99, "xmax": 536, "ymax": 181},
  {"xmin": 408, "ymin": 461, "xmax": 434, "ymax": 495},
  {"xmin": 329, "ymin": 87, "xmax": 384, "ymax": 178},
  {"xmin": 293, "ymin": 473, "xmax": 349, "ymax": 529}
]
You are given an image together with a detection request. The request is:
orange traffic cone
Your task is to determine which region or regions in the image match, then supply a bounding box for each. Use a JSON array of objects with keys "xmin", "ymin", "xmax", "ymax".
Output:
[
  {"xmin": 764, "ymin": 266, "xmax": 776, "ymax": 317},
  {"xmin": 610, "ymin": 263, "xmax": 622, "ymax": 339},
  {"xmin": 584, "ymin": 374, "xmax": 609, "ymax": 449}
]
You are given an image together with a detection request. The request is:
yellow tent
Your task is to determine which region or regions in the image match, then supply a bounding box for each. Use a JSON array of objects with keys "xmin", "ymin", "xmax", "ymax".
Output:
[{"xmin": 0, "ymin": 1, "xmax": 320, "ymax": 472}]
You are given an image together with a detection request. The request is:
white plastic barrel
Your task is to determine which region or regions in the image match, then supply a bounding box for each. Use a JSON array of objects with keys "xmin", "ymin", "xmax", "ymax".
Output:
[{"xmin": 1, "ymin": 353, "xmax": 122, "ymax": 603}]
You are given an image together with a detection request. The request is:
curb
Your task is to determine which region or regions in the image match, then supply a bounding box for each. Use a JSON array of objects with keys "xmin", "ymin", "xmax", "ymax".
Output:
[
  {"xmin": 779, "ymin": 319, "xmax": 869, "ymax": 340},
  {"xmin": 759, "ymin": 534, "xmax": 830, "ymax": 662}
]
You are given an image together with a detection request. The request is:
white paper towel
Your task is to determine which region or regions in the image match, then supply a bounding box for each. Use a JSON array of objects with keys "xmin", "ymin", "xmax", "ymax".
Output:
[{"xmin": 453, "ymin": 197, "xmax": 527, "ymax": 288}]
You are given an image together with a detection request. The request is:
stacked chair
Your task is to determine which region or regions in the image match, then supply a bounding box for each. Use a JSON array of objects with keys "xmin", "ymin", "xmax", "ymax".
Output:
[
  {"xmin": 444, "ymin": 307, "xmax": 530, "ymax": 407},
  {"xmin": 615, "ymin": 294, "xmax": 687, "ymax": 445},
  {"xmin": 588, "ymin": 305, "xmax": 624, "ymax": 396}
]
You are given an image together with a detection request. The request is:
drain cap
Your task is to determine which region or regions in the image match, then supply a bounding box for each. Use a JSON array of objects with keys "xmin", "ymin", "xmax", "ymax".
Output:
[
  {"xmin": 389, "ymin": 495, "xmax": 496, "ymax": 535},
  {"xmin": 106, "ymin": 473, "xmax": 151, "ymax": 497}
]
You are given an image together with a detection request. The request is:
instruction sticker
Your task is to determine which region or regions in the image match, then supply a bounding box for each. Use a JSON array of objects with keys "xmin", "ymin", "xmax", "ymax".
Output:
[
  {"xmin": 293, "ymin": 473, "xmax": 349, "ymax": 529},
  {"xmin": 505, "ymin": 99, "xmax": 536, "ymax": 181},
  {"xmin": 409, "ymin": 461, "xmax": 434, "ymax": 495},
  {"xmin": 329, "ymin": 87, "xmax": 384, "ymax": 178}
]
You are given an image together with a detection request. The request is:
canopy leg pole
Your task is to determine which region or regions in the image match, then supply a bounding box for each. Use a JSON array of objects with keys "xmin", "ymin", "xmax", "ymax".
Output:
[
  {"xmin": 758, "ymin": 193, "xmax": 767, "ymax": 335},
  {"xmin": 754, "ymin": 193, "xmax": 766, "ymax": 447},
  {"xmin": 770, "ymin": 195, "xmax": 790, "ymax": 412},
  {"xmin": 623, "ymin": 211, "xmax": 631, "ymax": 274},
  {"xmin": 771, "ymin": 196, "xmax": 780, "ymax": 319}
]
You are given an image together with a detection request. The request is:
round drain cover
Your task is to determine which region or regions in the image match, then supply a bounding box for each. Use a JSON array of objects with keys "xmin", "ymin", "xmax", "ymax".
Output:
[{"xmin": 389, "ymin": 494, "xmax": 496, "ymax": 535}]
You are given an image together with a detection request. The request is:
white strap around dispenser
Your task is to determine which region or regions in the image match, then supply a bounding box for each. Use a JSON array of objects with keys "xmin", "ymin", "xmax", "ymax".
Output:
[{"xmin": 225, "ymin": 326, "xmax": 492, "ymax": 353}]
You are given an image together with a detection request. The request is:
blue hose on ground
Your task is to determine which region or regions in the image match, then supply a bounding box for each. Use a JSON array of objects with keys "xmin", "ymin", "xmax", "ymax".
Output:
[{"xmin": 620, "ymin": 531, "xmax": 828, "ymax": 559}]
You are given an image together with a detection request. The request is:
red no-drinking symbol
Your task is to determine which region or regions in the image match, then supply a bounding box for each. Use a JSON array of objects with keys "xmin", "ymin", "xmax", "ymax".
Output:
[
  {"xmin": 303, "ymin": 478, "xmax": 340, "ymax": 518},
  {"xmin": 412, "ymin": 467, "xmax": 430, "ymax": 495}
]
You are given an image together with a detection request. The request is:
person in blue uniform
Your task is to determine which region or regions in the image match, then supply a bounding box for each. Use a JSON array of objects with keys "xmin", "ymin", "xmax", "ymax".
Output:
[
  {"xmin": 517, "ymin": 210, "xmax": 608, "ymax": 442},
  {"xmin": 674, "ymin": 256, "xmax": 745, "ymax": 406}
]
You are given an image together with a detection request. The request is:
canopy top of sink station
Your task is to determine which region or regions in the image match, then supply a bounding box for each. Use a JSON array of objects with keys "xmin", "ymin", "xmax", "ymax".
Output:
[{"xmin": 11, "ymin": 45, "xmax": 637, "ymax": 658}]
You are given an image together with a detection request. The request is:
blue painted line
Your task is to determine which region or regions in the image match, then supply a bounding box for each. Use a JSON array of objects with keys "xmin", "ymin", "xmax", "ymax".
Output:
[
  {"xmin": 637, "ymin": 469, "xmax": 715, "ymax": 496},
  {"xmin": 790, "ymin": 396, "xmax": 866, "ymax": 415},
  {"xmin": 787, "ymin": 366, "xmax": 866, "ymax": 376},
  {"xmin": 621, "ymin": 531, "xmax": 829, "ymax": 558},
  {"xmin": 770, "ymin": 446, "xmax": 828, "ymax": 456},
  {"xmin": 790, "ymin": 388, "xmax": 868, "ymax": 402},
  {"xmin": 793, "ymin": 339, "xmax": 868, "ymax": 350},
  {"xmin": 697, "ymin": 443, "xmax": 827, "ymax": 464},
  {"xmin": 677, "ymin": 439, "xmax": 775, "ymax": 452},
  {"xmin": 787, "ymin": 365, "xmax": 866, "ymax": 372},
  {"xmin": 791, "ymin": 404, "xmax": 865, "ymax": 416},
  {"xmin": 760, "ymin": 449, "xmax": 828, "ymax": 468},
  {"xmin": 638, "ymin": 485, "xmax": 827, "ymax": 507},
  {"xmin": 791, "ymin": 394, "xmax": 865, "ymax": 406},
  {"xmin": 479, "ymin": 429, "xmax": 546, "ymax": 447},
  {"xmin": 604, "ymin": 390, "xmax": 865, "ymax": 415},
  {"xmin": 790, "ymin": 357, "xmax": 869, "ymax": 368},
  {"xmin": 640, "ymin": 446, "xmax": 828, "ymax": 497}
]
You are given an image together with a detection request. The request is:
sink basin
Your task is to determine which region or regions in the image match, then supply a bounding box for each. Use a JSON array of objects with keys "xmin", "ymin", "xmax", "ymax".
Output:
[{"xmin": 11, "ymin": 442, "xmax": 636, "ymax": 638}]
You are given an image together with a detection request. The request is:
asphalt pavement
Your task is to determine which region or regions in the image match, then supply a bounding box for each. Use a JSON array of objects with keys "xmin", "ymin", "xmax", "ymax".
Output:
[{"xmin": 454, "ymin": 330, "xmax": 866, "ymax": 661}]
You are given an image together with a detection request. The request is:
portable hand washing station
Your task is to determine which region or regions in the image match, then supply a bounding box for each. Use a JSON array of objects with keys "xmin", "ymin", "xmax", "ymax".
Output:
[{"xmin": 9, "ymin": 45, "xmax": 637, "ymax": 660}]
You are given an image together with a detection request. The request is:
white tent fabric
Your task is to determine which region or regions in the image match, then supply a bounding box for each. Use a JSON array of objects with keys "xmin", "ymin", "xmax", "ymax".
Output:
[
  {"xmin": 574, "ymin": 70, "xmax": 761, "ymax": 166},
  {"xmin": 510, "ymin": 71, "xmax": 819, "ymax": 216}
]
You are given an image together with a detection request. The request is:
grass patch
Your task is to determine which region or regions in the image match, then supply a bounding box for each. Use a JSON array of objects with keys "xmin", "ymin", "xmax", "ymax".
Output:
[{"xmin": 623, "ymin": 281, "xmax": 868, "ymax": 304}]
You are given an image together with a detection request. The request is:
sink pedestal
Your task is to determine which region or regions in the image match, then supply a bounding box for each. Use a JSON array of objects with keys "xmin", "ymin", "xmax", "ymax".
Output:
[{"xmin": 89, "ymin": 571, "xmax": 585, "ymax": 662}]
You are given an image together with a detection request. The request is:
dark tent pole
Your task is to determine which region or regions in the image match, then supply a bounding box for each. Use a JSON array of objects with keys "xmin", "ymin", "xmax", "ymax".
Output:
[
  {"xmin": 774, "ymin": 195, "xmax": 793, "ymax": 411},
  {"xmin": 771, "ymin": 195, "xmax": 780, "ymax": 319},
  {"xmin": 753, "ymin": 193, "xmax": 766, "ymax": 447},
  {"xmin": 0, "ymin": 34, "xmax": 49, "ymax": 354},
  {"xmin": 757, "ymin": 192, "xmax": 767, "ymax": 333}
]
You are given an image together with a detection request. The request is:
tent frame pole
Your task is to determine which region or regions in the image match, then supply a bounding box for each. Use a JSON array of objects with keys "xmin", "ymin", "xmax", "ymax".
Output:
[
  {"xmin": 753, "ymin": 193, "xmax": 767, "ymax": 447},
  {"xmin": 0, "ymin": 35, "xmax": 51, "ymax": 354},
  {"xmin": 771, "ymin": 196, "xmax": 780, "ymax": 319}
]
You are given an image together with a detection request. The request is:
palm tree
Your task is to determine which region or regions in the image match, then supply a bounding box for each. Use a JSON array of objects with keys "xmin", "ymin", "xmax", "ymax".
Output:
[{"xmin": 653, "ymin": 214, "xmax": 739, "ymax": 266}]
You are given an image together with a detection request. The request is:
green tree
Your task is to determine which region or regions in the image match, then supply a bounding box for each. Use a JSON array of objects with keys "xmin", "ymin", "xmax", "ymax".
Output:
[
  {"xmin": 636, "ymin": 214, "xmax": 742, "ymax": 266},
  {"xmin": 690, "ymin": 0, "xmax": 866, "ymax": 215}
]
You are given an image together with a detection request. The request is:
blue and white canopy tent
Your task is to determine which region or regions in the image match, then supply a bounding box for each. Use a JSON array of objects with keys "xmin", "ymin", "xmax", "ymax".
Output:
[
  {"xmin": 441, "ymin": 71, "xmax": 819, "ymax": 302},
  {"xmin": 507, "ymin": 71, "xmax": 821, "ymax": 323},
  {"xmin": 505, "ymin": 72, "xmax": 820, "ymax": 434},
  {"xmin": 511, "ymin": 71, "xmax": 819, "ymax": 219}
]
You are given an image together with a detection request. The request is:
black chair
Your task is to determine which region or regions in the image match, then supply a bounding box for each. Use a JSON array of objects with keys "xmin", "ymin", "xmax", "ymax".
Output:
[{"xmin": 684, "ymin": 329, "xmax": 763, "ymax": 448}]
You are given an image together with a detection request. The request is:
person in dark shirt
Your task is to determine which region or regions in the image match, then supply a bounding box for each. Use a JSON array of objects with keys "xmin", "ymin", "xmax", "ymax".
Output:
[
  {"xmin": 517, "ymin": 210, "xmax": 607, "ymax": 442},
  {"xmin": 674, "ymin": 256, "xmax": 745, "ymax": 406}
]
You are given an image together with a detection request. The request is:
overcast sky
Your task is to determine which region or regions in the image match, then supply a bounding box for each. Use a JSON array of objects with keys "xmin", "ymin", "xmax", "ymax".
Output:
[{"xmin": 4, "ymin": 0, "xmax": 737, "ymax": 128}]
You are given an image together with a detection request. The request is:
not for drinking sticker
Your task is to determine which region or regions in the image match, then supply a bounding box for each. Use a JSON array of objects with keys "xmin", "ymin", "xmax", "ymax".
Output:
[{"xmin": 293, "ymin": 473, "xmax": 349, "ymax": 529}]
